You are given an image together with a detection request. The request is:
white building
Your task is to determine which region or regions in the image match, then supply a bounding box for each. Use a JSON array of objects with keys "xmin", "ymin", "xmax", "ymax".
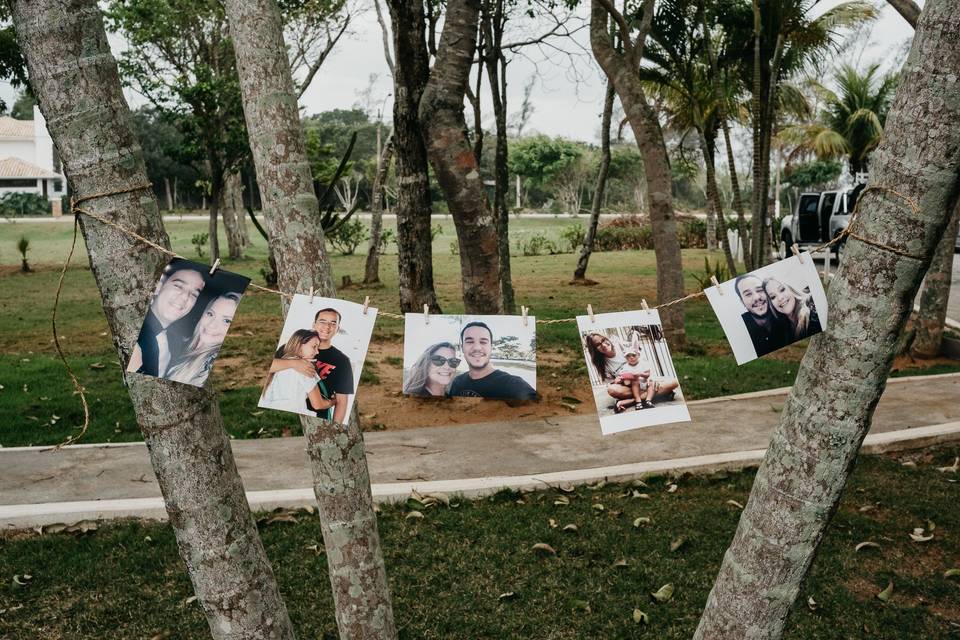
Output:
[{"xmin": 0, "ymin": 105, "xmax": 66, "ymax": 215}]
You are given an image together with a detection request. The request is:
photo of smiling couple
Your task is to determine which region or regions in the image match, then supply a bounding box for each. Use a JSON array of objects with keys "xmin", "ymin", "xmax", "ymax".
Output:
[
  {"xmin": 402, "ymin": 313, "xmax": 537, "ymax": 400},
  {"xmin": 258, "ymin": 295, "xmax": 377, "ymax": 423},
  {"xmin": 705, "ymin": 252, "xmax": 829, "ymax": 365}
]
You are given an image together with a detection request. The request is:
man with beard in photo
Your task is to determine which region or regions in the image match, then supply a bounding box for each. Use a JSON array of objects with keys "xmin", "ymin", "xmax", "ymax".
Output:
[
  {"xmin": 735, "ymin": 274, "xmax": 791, "ymax": 358},
  {"xmin": 268, "ymin": 307, "xmax": 353, "ymax": 423},
  {"xmin": 128, "ymin": 262, "xmax": 206, "ymax": 378},
  {"xmin": 448, "ymin": 321, "xmax": 537, "ymax": 400}
]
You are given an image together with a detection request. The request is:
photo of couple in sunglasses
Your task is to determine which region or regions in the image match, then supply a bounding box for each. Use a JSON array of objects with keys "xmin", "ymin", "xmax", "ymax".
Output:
[{"xmin": 402, "ymin": 313, "xmax": 537, "ymax": 401}]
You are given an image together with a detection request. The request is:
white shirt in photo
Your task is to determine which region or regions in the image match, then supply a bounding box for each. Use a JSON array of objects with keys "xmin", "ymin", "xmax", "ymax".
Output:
[{"xmin": 259, "ymin": 369, "xmax": 320, "ymax": 415}]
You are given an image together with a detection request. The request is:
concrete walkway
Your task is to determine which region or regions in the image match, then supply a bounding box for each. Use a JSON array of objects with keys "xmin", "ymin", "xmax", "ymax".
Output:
[{"xmin": 2, "ymin": 372, "xmax": 960, "ymax": 529}]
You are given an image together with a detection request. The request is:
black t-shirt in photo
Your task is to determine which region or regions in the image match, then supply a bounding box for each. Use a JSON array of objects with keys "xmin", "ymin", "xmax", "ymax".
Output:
[
  {"xmin": 741, "ymin": 312, "xmax": 792, "ymax": 357},
  {"xmin": 448, "ymin": 369, "xmax": 537, "ymax": 400}
]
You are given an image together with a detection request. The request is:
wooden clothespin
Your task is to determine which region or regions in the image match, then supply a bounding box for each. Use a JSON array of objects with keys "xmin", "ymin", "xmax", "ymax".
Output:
[
  {"xmin": 423, "ymin": 303, "xmax": 430, "ymax": 324},
  {"xmin": 209, "ymin": 258, "xmax": 220, "ymax": 275},
  {"xmin": 308, "ymin": 286, "xmax": 315, "ymax": 304},
  {"xmin": 587, "ymin": 304, "xmax": 595, "ymax": 324},
  {"xmin": 791, "ymin": 243, "xmax": 804, "ymax": 263},
  {"xmin": 521, "ymin": 305, "xmax": 529, "ymax": 327},
  {"xmin": 362, "ymin": 296, "xmax": 370, "ymax": 315},
  {"xmin": 641, "ymin": 299, "xmax": 650, "ymax": 313},
  {"xmin": 710, "ymin": 275, "xmax": 721, "ymax": 294}
]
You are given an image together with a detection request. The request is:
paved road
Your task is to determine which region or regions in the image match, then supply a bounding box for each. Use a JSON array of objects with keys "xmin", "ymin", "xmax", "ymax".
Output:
[{"xmin": 2, "ymin": 373, "xmax": 958, "ymax": 515}]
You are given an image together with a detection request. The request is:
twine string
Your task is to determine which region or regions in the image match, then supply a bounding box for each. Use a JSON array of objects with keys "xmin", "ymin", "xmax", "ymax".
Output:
[{"xmin": 49, "ymin": 182, "xmax": 922, "ymax": 448}]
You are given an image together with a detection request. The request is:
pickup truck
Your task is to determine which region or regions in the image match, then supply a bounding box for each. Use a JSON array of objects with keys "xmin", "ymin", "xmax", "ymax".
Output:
[{"xmin": 777, "ymin": 184, "xmax": 863, "ymax": 262}]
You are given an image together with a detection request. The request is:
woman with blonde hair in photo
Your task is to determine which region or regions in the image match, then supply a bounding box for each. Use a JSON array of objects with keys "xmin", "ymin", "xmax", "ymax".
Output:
[
  {"xmin": 403, "ymin": 341, "xmax": 460, "ymax": 397},
  {"xmin": 259, "ymin": 329, "xmax": 335, "ymax": 415},
  {"xmin": 166, "ymin": 292, "xmax": 241, "ymax": 386},
  {"xmin": 762, "ymin": 277, "xmax": 823, "ymax": 341}
]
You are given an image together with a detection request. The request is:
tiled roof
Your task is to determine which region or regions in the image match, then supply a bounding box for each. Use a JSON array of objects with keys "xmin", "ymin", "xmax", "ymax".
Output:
[
  {"xmin": 0, "ymin": 157, "xmax": 61, "ymax": 179},
  {"xmin": 0, "ymin": 117, "xmax": 34, "ymax": 138}
]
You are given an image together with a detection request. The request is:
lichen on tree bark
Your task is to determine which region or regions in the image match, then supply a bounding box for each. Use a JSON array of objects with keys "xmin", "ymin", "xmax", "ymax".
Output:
[
  {"xmin": 12, "ymin": 2, "xmax": 295, "ymax": 638},
  {"xmin": 695, "ymin": 1, "xmax": 960, "ymax": 636}
]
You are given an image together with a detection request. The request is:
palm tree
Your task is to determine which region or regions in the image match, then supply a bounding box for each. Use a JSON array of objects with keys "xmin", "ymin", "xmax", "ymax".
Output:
[{"xmin": 781, "ymin": 64, "xmax": 897, "ymax": 176}]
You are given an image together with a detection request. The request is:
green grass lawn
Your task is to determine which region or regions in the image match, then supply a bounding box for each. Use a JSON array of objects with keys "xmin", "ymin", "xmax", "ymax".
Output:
[
  {"xmin": 2, "ymin": 216, "xmax": 958, "ymax": 447},
  {"xmin": 1, "ymin": 446, "xmax": 957, "ymax": 639}
]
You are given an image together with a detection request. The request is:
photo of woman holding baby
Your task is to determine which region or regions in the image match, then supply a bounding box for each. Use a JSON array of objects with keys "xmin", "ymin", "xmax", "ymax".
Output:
[{"xmin": 583, "ymin": 330, "xmax": 680, "ymax": 414}]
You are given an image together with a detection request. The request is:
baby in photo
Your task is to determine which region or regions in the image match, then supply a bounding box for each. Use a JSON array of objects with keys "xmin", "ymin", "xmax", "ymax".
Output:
[{"xmin": 611, "ymin": 332, "xmax": 656, "ymax": 412}]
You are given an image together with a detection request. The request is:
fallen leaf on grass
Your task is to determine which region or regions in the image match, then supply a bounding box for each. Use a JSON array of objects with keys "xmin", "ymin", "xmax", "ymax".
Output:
[
  {"xmin": 943, "ymin": 568, "xmax": 960, "ymax": 579},
  {"xmin": 592, "ymin": 503, "xmax": 605, "ymax": 512},
  {"xmin": 651, "ymin": 583, "xmax": 674, "ymax": 602},
  {"xmin": 183, "ymin": 596, "xmax": 198, "ymax": 605},
  {"xmin": 633, "ymin": 609, "xmax": 649, "ymax": 624},
  {"xmin": 855, "ymin": 541, "xmax": 881, "ymax": 552},
  {"xmin": 587, "ymin": 480, "xmax": 606, "ymax": 490},
  {"xmin": 563, "ymin": 524, "xmax": 579, "ymax": 533},
  {"xmin": 304, "ymin": 544, "xmax": 324, "ymax": 556},
  {"xmin": 667, "ymin": 484, "xmax": 678, "ymax": 493},
  {"xmin": 807, "ymin": 596, "xmax": 818, "ymax": 612},
  {"xmin": 64, "ymin": 520, "xmax": 98, "ymax": 534},
  {"xmin": 670, "ymin": 537, "xmax": 687, "ymax": 552},
  {"xmin": 532, "ymin": 542, "xmax": 557, "ymax": 556},
  {"xmin": 498, "ymin": 592, "xmax": 516, "ymax": 601},
  {"xmin": 88, "ymin": 362, "xmax": 105, "ymax": 370},
  {"xmin": 936, "ymin": 457, "xmax": 959, "ymax": 473},
  {"xmin": 632, "ymin": 491, "xmax": 650, "ymax": 500},
  {"xmin": 549, "ymin": 518, "xmax": 558, "ymax": 529},
  {"xmin": 726, "ymin": 500, "xmax": 745, "ymax": 509},
  {"xmin": 633, "ymin": 517, "xmax": 651, "ymax": 527},
  {"xmin": 909, "ymin": 527, "xmax": 934, "ymax": 543},
  {"xmin": 405, "ymin": 510, "xmax": 424, "ymax": 521},
  {"xmin": 12, "ymin": 574, "xmax": 31, "ymax": 587},
  {"xmin": 612, "ymin": 558, "xmax": 628, "ymax": 569},
  {"xmin": 554, "ymin": 495, "xmax": 570, "ymax": 506},
  {"xmin": 876, "ymin": 580, "xmax": 893, "ymax": 602}
]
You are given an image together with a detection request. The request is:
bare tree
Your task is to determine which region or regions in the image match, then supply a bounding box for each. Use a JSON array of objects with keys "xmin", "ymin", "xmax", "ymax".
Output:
[
  {"xmin": 590, "ymin": 0, "xmax": 686, "ymax": 343},
  {"xmin": 420, "ymin": 0, "xmax": 501, "ymax": 313},
  {"xmin": 364, "ymin": 136, "xmax": 395, "ymax": 285},
  {"xmin": 13, "ymin": 2, "xmax": 295, "ymax": 638},
  {"xmin": 387, "ymin": 0, "xmax": 441, "ymax": 313},
  {"xmin": 224, "ymin": 1, "xmax": 398, "ymax": 638},
  {"xmin": 285, "ymin": 0, "xmax": 354, "ymax": 97},
  {"xmin": 695, "ymin": 1, "xmax": 960, "ymax": 636},
  {"xmin": 573, "ymin": 81, "xmax": 615, "ymax": 282}
]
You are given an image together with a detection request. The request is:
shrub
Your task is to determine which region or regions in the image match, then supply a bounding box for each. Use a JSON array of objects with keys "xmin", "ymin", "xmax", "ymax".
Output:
[
  {"xmin": 0, "ymin": 192, "xmax": 50, "ymax": 217},
  {"xmin": 191, "ymin": 232, "xmax": 209, "ymax": 258},
  {"xmin": 17, "ymin": 236, "xmax": 31, "ymax": 272},
  {"xmin": 689, "ymin": 256, "xmax": 730, "ymax": 290},
  {"xmin": 449, "ymin": 240, "xmax": 459, "ymax": 256},
  {"xmin": 378, "ymin": 229, "xmax": 396, "ymax": 254},
  {"xmin": 430, "ymin": 224, "xmax": 444, "ymax": 241},
  {"xmin": 560, "ymin": 223, "xmax": 585, "ymax": 252},
  {"xmin": 592, "ymin": 215, "xmax": 707, "ymax": 251},
  {"xmin": 326, "ymin": 218, "xmax": 368, "ymax": 255},
  {"xmin": 677, "ymin": 217, "xmax": 707, "ymax": 249},
  {"xmin": 518, "ymin": 233, "xmax": 559, "ymax": 256}
]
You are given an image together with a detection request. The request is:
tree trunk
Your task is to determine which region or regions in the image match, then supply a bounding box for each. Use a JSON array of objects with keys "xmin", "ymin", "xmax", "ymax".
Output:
[
  {"xmin": 589, "ymin": 1, "xmax": 686, "ymax": 343},
  {"xmin": 700, "ymin": 128, "xmax": 738, "ymax": 276},
  {"xmin": 695, "ymin": 3, "xmax": 960, "ymax": 636},
  {"xmin": 221, "ymin": 171, "xmax": 246, "ymax": 259},
  {"xmin": 387, "ymin": 0, "xmax": 441, "ymax": 313},
  {"xmin": 912, "ymin": 198, "xmax": 960, "ymax": 357},
  {"xmin": 13, "ymin": 3, "xmax": 296, "ymax": 639},
  {"xmin": 208, "ymin": 162, "xmax": 222, "ymax": 262},
  {"xmin": 420, "ymin": 0, "xmax": 501, "ymax": 314},
  {"xmin": 164, "ymin": 176, "xmax": 173, "ymax": 210},
  {"xmin": 749, "ymin": 0, "xmax": 763, "ymax": 268},
  {"xmin": 224, "ymin": 2, "xmax": 398, "ymax": 638},
  {"xmin": 723, "ymin": 118, "xmax": 749, "ymax": 267},
  {"xmin": 887, "ymin": 0, "xmax": 920, "ymax": 27},
  {"xmin": 482, "ymin": 0, "xmax": 516, "ymax": 313},
  {"xmin": 574, "ymin": 81, "xmax": 615, "ymax": 282},
  {"xmin": 364, "ymin": 136, "xmax": 394, "ymax": 285}
]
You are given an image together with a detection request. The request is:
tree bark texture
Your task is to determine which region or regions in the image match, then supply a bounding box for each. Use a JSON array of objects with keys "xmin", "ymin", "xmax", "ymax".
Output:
[
  {"xmin": 912, "ymin": 198, "xmax": 960, "ymax": 358},
  {"xmin": 387, "ymin": 0, "xmax": 441, "ymax": 313},
  {"xmin": 887, "ymin": 0, "xmax": 920, "ymax": 27},
  {"xmin": 574, "ymin": 81, "xmax": 615, "ymax": 281},
  {"xmin": 221, "ymin": 171, "xmax": 248, "ymax": 259},
  {"xmin": 723, "ymin": 118, "xmax": 750, "ymax": 265},
  {"xmin": 364, "ymin": 136, "xmax": 394, "ymax": 285},
  {"xmin": 223, "ymin": 1, "xmax": 398, "ymax": 638},
  {"xmin": 482, "ymin": 0, "xmax": 516, "ymax": 313},
  {"xmin": 590, "ymin": 1, "xmax": 686, "ymax": 343},
  {"xmin": 420, "ymin": 0, "xmax": 502, "ymax": 314},
  {"xmin": 695, "ymin": 2, "xmax": 960, "ymax": 636},
  {"xmin": 12, "ymin": 3, "xmax": 295, "ymax": 639}
]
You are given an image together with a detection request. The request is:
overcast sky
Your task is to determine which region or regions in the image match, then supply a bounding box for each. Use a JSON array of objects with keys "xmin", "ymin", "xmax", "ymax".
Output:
[{"xmin": 4, "ymin": 1, "xmax": 917, "ymax": 144}]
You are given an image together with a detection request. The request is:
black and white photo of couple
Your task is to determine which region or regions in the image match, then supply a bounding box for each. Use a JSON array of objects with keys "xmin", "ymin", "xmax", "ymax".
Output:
[
  {"xmin": 127, "ymin": 258, "xmax": 250, "ymax": 387},
  {"xmin": 258, "ymin": 295, "xmax": 376, "ymax": 423},
  {"xmin": 578, "ymin": 309, "xmax": 690, "ymax": 435},
  {"xmin": 705, "ymin": 252, "xmax": 828, "ymax": 365},
  {"xmin": 402, "ymin": 314, "xmax": 537, "ymax": 401}
]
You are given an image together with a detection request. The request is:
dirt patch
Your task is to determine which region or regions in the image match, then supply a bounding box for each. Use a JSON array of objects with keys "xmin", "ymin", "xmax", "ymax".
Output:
[{"xmin": 216, "ymin": 340, "xmax": 600, "ymax": 430}]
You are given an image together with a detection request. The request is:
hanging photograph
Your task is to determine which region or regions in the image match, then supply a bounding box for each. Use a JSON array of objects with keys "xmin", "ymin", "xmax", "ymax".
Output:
[
  {"xmin": 577, "ymin": 309, "xmax": 690, "ymax": 435},
  {"xmin": 704, "ymin": 252, "xmax": 828, "ymax": 365},
  {"xmin": 127, "ymin": 257, "xmax": 250, "ymax": 387},
  {"xmin": 402, "ymin": 313, "xmax": 537, "ymax": 400},
  {"xmin": 258, "ymin": 295, "xmax": 377, "ymax": 424}
]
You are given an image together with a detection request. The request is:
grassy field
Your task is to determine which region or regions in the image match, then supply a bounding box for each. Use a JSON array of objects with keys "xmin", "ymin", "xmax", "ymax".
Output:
[
  {"xmin": 1, "ymin": 446, "xmax": 957, "ymax": 638},
  {"xmin": 1, "ymin": 216, "xmax": 958, "ymax": 447}
]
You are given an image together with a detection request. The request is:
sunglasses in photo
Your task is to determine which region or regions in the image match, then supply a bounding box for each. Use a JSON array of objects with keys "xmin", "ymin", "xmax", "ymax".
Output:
[{"xmin": 429, "ymin": 355, "xmax": 462, "ymax": 368}]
